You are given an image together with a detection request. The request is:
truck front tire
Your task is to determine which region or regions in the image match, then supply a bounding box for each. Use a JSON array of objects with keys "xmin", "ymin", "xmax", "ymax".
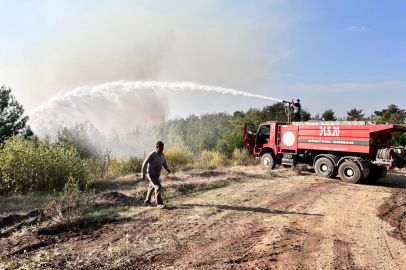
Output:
[
  {"xmin": 315, "ymin": 157, "xmax": 335, "ymax": 178},
  {"xmin": 338, "ymin": 161, "xmax": 361, "ymax": 183},
  {"xmin": 261, "ymin": 153, "xmax": 276, "ymax": 170}
]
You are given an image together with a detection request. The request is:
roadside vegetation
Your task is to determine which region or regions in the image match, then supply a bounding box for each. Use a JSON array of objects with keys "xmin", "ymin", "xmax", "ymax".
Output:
[
  {"xmin": 0, "ymin": 136, "xmax": 90, "ymax": 195},
  {"xmin": 0, "ymin": 85, "xmax": 405, "ymax": 198},
  {"xmin": 0, "ymin": 137, "xmax": 257, "ymax": 196},
  {"xmin": 0, "ymin": 84, "xmax": 405, "ymax": 198}
]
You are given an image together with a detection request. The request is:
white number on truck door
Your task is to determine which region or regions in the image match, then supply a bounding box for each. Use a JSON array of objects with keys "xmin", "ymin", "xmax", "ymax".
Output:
[{"xmin": 319, "ymin": 126, "xmax": 340, "ymax": 137}]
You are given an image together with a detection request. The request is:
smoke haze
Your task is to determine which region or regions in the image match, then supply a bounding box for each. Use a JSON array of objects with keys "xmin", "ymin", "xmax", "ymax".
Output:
[{"xmin": 0, "ymin": 0, "xmax": 273, "ymax": 122}]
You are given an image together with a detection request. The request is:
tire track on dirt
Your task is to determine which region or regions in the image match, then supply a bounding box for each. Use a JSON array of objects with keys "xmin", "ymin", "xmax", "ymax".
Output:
[
  {"xmin": 228, "ymin": 179, "xmax": 335, "ymax": 269},
  {"xmin": 152, "ymin": 178, "xmax": 338, "ymax": 269},
  {"xmin": 311, "ymin": 178, "xmax": 406, "ymax": 270},
  {"xmin": 262, "ymin": 179, "xmax": 337, "ymax": 269},
  {"xmin": 343, "ymin": 188, "xmax": 404, "ymax": 270},
  {"xmin": 333, "ymin": 238, "xmax": 356, "ymax": 270}
]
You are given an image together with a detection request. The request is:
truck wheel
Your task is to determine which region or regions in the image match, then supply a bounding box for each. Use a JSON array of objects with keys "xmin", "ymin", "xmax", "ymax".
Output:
[
  {"xmin": 261, "ymin": 153, "xmax": 276, "ymax": 170},
  {"xmin": 315, "ymin": 157, "xmax": 335, "ymax": 178},
  {"xmin": 338, "ymin": 161, "xmax": 361, "ymax": 183}
]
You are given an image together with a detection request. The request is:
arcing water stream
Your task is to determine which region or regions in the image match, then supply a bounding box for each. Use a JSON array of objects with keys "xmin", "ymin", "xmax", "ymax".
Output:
[
  {"xmin": 132, "ymin": 81, "xmax": 283, "ymax": 102},
  {"xmin": 29, "ymin": 80, "xmax": 283, "ymax": 135},
  {"xmin": 33, "ymin": 80, "xmax": 283, "ymax": 109}
]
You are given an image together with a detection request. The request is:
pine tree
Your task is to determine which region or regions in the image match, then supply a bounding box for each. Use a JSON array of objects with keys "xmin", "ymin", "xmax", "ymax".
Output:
[
  {"xmin": 0, "ymin": 85, "xmax": 32, "ymax": 144},
  {"xmin": 321, "ymin": 109, "xmax": 337, "ymax": 121},
  {"xmin": 346, "ymin": 108, "xmax": 365, "ymax": 121}
]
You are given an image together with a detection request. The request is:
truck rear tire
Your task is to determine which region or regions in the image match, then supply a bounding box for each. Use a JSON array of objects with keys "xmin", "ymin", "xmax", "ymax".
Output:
[
  {"xmin": 338, "ymin": 161, "xmax": 362, "ymax": 183},
  {"xmin": 261, "ymin": 153, "xmax": 276, "ymax": 170},
  {"xmin": 315, "ymin": 157, "xmax": 335, "ymax": 178}
]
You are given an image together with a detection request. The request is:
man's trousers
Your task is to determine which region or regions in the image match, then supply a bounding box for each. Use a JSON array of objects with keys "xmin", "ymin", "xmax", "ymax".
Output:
[{"xmin": 144, "ymin": 174, "xmax": 163, "ymax": 205}]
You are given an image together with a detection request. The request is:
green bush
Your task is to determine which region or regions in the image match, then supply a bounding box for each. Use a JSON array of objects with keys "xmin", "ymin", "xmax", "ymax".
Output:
[
  {"xmin": 86, "ymin": 153, "xmax": 145, "ymax": 180},
  {"xmin": 0, "ymin": 136, "xmax": 90, "ymax": 195},
  {"xmin": 85, "ymin": 157, "xmax": 108, "ymax": 181},
  {"xmin": 105, "ymin": 156, "xmax": 144, "ymax": 178},
  {"xmin": 119, "ymin": 156, "xmax": 144, "ymax": 174},
  {"xmin": 164, "ymin": 146, "xmax": 194, "ymax": 173}
]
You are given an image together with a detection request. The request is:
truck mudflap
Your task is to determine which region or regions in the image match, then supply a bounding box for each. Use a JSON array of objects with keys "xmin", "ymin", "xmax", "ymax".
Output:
[
  {"xmin": 338, "ymin": 156, "xmax": 370, "ymax": 179},
  {"xmin": 381, "ymin": 166, "xmax": 388, "ymax": 178},
  {"xmin": 357, "ymin": 159, "xmax": 370, "ymax": 179}
]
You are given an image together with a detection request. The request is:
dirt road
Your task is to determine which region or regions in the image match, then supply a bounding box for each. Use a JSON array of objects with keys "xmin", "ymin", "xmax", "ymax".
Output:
[{"xmin": 2, "ymin": 166, "xmax": 406, "ymax": 269}]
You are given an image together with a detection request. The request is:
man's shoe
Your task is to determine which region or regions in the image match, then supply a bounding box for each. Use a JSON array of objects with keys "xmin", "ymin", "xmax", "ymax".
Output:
[
  {"xmin": 157, "ymin": 204, "xmax": 166, "ymax": 209},
  {"xmin": 143, "ymin": 201, "xmax": 152, "ymax": 207}
]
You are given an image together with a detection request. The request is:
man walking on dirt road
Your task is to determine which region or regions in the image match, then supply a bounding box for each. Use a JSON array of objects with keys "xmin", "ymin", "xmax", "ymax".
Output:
[{"xmin": 142, "ymin": 141, "xmax": 171, "ymax": 209}]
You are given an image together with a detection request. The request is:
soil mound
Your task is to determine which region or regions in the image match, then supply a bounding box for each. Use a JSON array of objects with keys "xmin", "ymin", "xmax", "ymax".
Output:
[
  {"xmin": 189, "ymin": 170, "xmax": 226, "ymax": 178},
  {"xmin": 0, "ymin": 210, "xmax": 43, "ymax": 230},
  {"xmin": 89, "ymin": 191, "xmax": 135, "ymax": 207},
  {"xmin": 0, "ymin": 210, "xmax": 46, "ymax": 238},
  {"xmin": 378, "ymin": 190, "xmax": 406, "ymax": 243}
]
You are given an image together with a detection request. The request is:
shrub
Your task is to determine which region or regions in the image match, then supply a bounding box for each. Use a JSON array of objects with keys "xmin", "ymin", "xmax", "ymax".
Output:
[
  {"xmin": 120, "ymin": 156, "xmax": 144, "ymax": 174},
  {"xmin": 104, "ymin": 157, "xmax": 122, "ymax": 178},
  {"xmin": 194, "ymin": 150, "xmax": 230, "ymax": 169},
  {"xmin": 47, "ymin": 177, "xmax": 90, "ymax": 224},
  {"xmin": 85, "ymin": 157, "xmax": 108, "ymax": 182},
  {"xmin": 107, "ymin": 156, "xmax": 145, "ymax": 178},
  {"xmin": 0, "ymin": 136, "xmax": 91, "ymax": 195},
  {"xmin": 231, "ymin": 148, "xmax": 258, "ymax": 166},
  {"xmin": 164, "ymin": 146, "xmax": 194, "ymax": 173},
  {"xmin": 86, "ymin": 152, "xmax": 145, "ymax": 180}
]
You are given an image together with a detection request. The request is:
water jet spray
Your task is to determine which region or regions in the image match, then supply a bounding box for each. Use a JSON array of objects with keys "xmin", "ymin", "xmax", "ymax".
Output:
[{"xmin": 29, "ymin": 80, "xmax": 283, "ymax": 135}]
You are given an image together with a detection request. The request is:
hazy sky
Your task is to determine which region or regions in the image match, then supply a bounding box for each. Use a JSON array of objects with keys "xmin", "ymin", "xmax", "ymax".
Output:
[{"xmin": 0, "ymin": 0, "xmax": 405, "ymax": 132}]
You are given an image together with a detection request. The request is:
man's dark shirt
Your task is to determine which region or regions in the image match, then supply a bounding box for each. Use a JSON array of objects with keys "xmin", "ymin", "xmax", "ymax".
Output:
[{"xmin": 293, "ymin": 102, "xmax": 301, "ymax": 114}]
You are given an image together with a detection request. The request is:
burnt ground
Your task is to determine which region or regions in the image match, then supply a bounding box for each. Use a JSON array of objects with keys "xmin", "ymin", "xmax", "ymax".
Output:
[{"xmin": 1, "ymin": 167, "xmax": 406, "ymax": 269}]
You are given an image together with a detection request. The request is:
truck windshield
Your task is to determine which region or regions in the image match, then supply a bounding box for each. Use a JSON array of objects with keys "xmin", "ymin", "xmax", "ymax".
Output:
[{"xmin": 257, "ymin": 125, "xmax": 270, "ymax": 144}]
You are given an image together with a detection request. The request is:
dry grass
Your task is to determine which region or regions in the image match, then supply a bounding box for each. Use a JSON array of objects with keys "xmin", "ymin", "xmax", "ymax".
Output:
[
  {"xmin": 232, "ymin": 148, "xmax": 259, "ymax": 166},
  {"xmin": 161, "ymin": 171, "xmax": 245, "ymax": 200},
  {"xmin": 187, "ymin": 206, "xmax": 222, "ymax": 221},
  {"xmin": 266, "ymin": 170, "xmax": 280, "ymax": 178},
  {"xmin": 288, "ymin": 164, "xmax": 314, "ymax": 176},
  {"xmin": 105, "ymin": 217, "xmax": 184, "ymax": 268},
  {"xmin": 0, "ymin": 193, "xmax": 53, "ymax": 215},
  {"xmin": 46, "ymin": 178, "xmax": 90, "ymax": 225}
]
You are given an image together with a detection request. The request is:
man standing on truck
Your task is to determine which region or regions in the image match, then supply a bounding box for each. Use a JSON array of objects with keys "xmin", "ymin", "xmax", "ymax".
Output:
[
  {"xmin": 292, "ymin": 99, "xmax": 301, "ymax": 122},
  {"xmin": 142, "ymin": 141, "xmax": 171, "ymax": 209}
]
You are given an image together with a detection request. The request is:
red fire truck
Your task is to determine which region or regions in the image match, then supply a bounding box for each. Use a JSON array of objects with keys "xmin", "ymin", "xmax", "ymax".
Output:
[{"xmin": 243, "ymin": 120, "xmax": 406, "ymax": 183}]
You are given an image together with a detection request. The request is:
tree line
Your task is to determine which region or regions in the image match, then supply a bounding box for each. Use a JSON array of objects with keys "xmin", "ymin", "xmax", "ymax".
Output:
[{"xmin": 1, "ymin": 85, "xmax": 406, "ymax": 158}]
